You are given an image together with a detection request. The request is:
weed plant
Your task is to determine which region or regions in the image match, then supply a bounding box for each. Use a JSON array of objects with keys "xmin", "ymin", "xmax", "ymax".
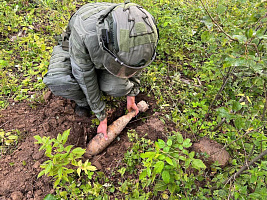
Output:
[{"xmin": 1, "ymin": 0, "xmax": 267, "ymax": 199}]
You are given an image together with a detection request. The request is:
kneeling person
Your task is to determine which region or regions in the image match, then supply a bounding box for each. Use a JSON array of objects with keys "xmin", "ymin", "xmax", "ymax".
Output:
[{"xmin": 43, "ymin": 2, "xmax": 158, "ymax": 140}]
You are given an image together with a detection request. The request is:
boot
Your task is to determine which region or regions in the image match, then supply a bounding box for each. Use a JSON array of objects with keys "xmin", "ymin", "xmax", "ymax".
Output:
[{"xmin": 75, "ymin": 105, "xmax": 91, "ymax": 117}]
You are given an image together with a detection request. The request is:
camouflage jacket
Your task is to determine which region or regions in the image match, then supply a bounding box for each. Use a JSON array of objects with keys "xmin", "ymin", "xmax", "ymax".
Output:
[{"xmin": 67, "ymin": 3, "xmax": 140, "ymax": 120}]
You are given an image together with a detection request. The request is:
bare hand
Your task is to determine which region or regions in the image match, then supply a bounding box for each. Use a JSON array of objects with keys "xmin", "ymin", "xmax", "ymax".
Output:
[
  {"xmin": 97, "ymin": 117, "xmax": 108, "ymax": 140},
  {"xmin": 127, "ymin": 96, "xmax": 139, "ymax": 116}
]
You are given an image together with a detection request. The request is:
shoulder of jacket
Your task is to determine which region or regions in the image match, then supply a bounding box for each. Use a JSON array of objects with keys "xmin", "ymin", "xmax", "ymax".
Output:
[
  {"xmin": 72, "ymin": 3, "xmax": 117, "ymax": 36},
  {"xmin": 76, "ymin": 3, "xmax": 116, "ymax": 21}
]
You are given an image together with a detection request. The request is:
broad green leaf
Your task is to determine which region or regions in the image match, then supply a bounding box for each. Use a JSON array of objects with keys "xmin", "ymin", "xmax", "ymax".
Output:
[
  {"xmin": 201, "ymin": 16, "xmax": 213, "ymax": 30},
  {"xmin": 258, "ymin": 35, "xmax": 267, "ymax": 40},
  {"xmin": 189, "ymin": 151, "xmax": 195, "ymax": 159},
  {"xmin": 158, "ymin": 154, "xmax": 166, "ymax": 160},
  {"xmin": 154, "ymin": 180, "xmax": 167, "ymax": 192},
  {"xmin": 58, "ymin": 167, "xmax": 62, "ymax": 179},
  {"xmin": 77, "ymin": 168, "xmax": 81, "ymax": 177},
  {"xmin": 185, "ymin": 158, "xmax": 191, "ymax": 169},
  {"xmin": 139, "ymin": 169, "xmax": 147, "ymax": 180},
  {"xmin": 62, "ymin": 129, "xmax": 70, "ymax": 145},
  {"xmin": 167, "ymin": 139, "xmax": 172, "ymax": 146},
  {"xmin": 65, "ymin": 169, "xmax": 74, "ymax": 174},
  {"xmin": 64, "ymin": 145, "xmax": 73, "ymax": 153},
  {"xmin": 234, "ymin": 116, "xmax": 246, "ymax": 130},
  {"xmin": 57, "ymin": 133, "xmax": 62, "ymax": 143},
  {"xmin": 165, "ymin": 157, "xmax": 174, "ymax": 166},
  {"xmin": 232, "ymin": 35, "xmax": 247, "ymax": 43},
  {"xmin": 176, "ymin": 133, "xmax": 183, "ymax": 144},
  {"xmin": 140, "ymin": 151, "xmax": 156, "ymax": 159},
  {"xmin": 162, "ymin": 170, "xmax": 170, "ymax": 183},
  {"xmin": 179, "ymin": 156, "xmax": 186, "ymax": 161},
  {"xmin": 201, "ymin": 31, "xmax": 210, "ymax": 42},
  {"xmin": 192, "ymin": 159, "xmax": 206, "ymax": 170},
  {"xmin": 54, "ymin": 178, "xmax": 61, "ymax": 188},
  {"xmin": 45, "ymin": 161, "xmax": 53, "ymax": 175},
  {"xmin": 217, "ymin": 5, "xmax": 227, "ymax": 14},
  {"xmin": 43, "ymin": 194, "xmax": 58, "ymax": 200},
  {"xmin": 71, "ymin": 147, "xmax": 86, "ymax": 157},
  {"xmin": 182, "ymin": 138, "xmax": 192, "ymax": 148},
  {"xmin": 247, "ymin": 28, "xmax": 254, "ymax": 38},
  {"xmin": 37, "ymin": 170, "xmax": 45, "ymax": 178},
  {"xmin": 34, "ymin": 135, "xmax": 42, "ymax": 143},
  {"xmin": 45, "ymin": 145, "xmax": 52, "ymax": 157},
  {"xmin": 232, "ymin": 101, "xmax": 242, "ymax": 112},
  {"xmin": 168, "ymin": 183, "xmax": 176, "ymax": 194},
  {"xmin": 147, "ymin": 167, "xmax": 151, "ymax": 177},
  {"xmin": 85, "ymin": 165, "xmax": 97, "ymax": 171},
  {"xmin": 163, "ymin": 146, "xmax": 170, "ymax": 152},
  {"xmin": 157, "ymin": 139, "xmax": 165, "ymax": 148},
  {"xmin": 154, "ymin": 161, "xmax": 165, "ymax": 174},
  {"xmin": 217, "ymin": 107, "xmax": 232, "ymax": 122},
  {"xmin": 8, "ymin": 135, "xmax": 17, "ymax": 140}
]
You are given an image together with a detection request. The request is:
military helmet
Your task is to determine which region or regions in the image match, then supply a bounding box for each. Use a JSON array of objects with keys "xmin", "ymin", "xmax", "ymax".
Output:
[{"xmin": 97, "ymin": 3, "xmax": 158, "ymax": 78}]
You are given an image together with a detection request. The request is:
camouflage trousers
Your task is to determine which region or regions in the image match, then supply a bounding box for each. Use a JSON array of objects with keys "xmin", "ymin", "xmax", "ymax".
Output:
[{"xmin": 43, "ymin": 45, "xmax": 137, "ymax": 107}]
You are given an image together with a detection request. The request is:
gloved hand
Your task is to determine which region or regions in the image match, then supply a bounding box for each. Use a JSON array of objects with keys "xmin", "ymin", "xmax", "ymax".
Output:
[
  {"xmin": 97, "ymin": 117, "xmax": 108, "ymax": 140},
  {"xmin": 96, "ymin": 96, "xmax": 138, "ymax": 141},
  {"xmin": 127, "ymin": 96, "xmax": 139, "ymax": 116}
]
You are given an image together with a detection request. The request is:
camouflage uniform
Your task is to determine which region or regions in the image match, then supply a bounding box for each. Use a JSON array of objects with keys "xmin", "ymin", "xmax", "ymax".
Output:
[{"xmin": 43, "ymin": 2, "xmax": 157, "ymax": 121}]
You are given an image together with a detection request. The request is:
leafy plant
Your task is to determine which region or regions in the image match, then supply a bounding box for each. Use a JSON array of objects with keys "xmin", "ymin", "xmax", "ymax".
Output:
[
  {"xmin": 34, "ymin": 129, "xmax": 117, "ymax": 200},
  {"xmin": 34, "ymin": 129, "xmax": 97, "ymax": 188},
  {"xmin": 0, "ymin": 129, "xmax": 20, "ymax": 156},
  {"xmin": 139, "ymin": 132, "xmax": 206, "ymax": 199}
]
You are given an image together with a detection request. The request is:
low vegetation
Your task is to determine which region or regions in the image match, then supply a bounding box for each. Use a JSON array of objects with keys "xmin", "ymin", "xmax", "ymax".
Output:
[{"xmin": 1, "ymin": 0, "xmax": 267, "ymax": 199}]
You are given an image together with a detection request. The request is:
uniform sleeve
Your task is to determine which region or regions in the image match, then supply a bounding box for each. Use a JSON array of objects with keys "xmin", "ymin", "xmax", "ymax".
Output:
[
  {"xmin": 127, "ymin": 76, "xmax": 140, "ymax": 96},
  {"xmin": 69, "ymin": 27, "xmax": 106, "ymax": 118}
]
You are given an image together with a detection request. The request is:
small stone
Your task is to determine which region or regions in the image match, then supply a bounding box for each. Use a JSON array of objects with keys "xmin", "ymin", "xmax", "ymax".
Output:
[
  {"xmin": 30, "ymin": 128, "xmax": 37, "ymax": 132},
  {"xmin": 57, "ymin": 117, "xmax": 64, "ymax": 125},
  {"xmin": 10, "ymin": 191, "xmax": 23, "ymax": 200},
  {"xmin": 32, "ymin": 151, "xmax": 44, "ymax": 160},
  {"xmin": 33, "ymin": 161, "xmax": 40, "ymax": 169}
]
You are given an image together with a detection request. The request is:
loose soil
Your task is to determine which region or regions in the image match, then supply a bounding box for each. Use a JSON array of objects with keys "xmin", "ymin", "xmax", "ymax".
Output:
[{"xmin": 0, "ymin": 92, "xmax": 170, "ymax": 200}]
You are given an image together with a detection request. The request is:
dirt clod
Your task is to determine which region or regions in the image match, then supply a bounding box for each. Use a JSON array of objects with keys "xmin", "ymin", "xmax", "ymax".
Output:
[
  {"xmin": 136, "ymin": 117, "xmax": 166, "ymax": 141},
  {"xmin": 192, "ymin": 138, "xmax": 230, "ymax": 167},
  {"xmin": 10, "ymin": 191, "xmax": 23, "ymax": 200}
]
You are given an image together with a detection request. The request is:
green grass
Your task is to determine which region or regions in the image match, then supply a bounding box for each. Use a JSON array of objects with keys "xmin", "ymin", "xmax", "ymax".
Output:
[{"xmin": 1, "ymin": 0, "xmax": 267, "ymax": 199}]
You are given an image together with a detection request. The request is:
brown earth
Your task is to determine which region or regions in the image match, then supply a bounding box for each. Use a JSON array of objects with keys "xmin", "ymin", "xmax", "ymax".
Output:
[
  {"xmin": 0, "ymin": 92, "xmax": 169, "ymax": 200},
  {"xmin": 192, "ymin": 137, "xmax": 230, "ymax": 167}
]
